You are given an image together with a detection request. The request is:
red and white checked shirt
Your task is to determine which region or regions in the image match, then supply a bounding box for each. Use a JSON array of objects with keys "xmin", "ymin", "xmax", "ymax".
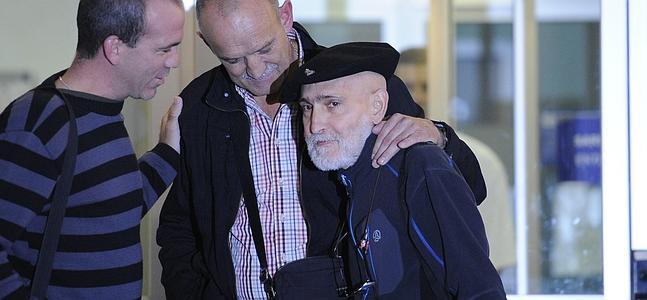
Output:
[{"xmin": 229, "ymin": 29, "xmax": 307, "ymax": 299}]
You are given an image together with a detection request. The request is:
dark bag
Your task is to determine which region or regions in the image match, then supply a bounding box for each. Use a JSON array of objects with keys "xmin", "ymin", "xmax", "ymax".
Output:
[
  {"xmin": 233, "ymin": 137, "xmax": 349, "ymax": 299},
  {"xmin": 272, "ymin": 255, "xmax": 347, "ymax": 300}
]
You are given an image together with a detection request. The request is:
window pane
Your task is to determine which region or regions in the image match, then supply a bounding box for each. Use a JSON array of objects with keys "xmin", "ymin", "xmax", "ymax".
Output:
[
  {"xmin": 296, "ymin": 0, "xmax": 601, "ymax": 296},
  {"xmin": 454, "ymin": 20, "xmax": 517, "ymax": 294},
  {"xmin": 537, "ymin": 19, "xmax": 602, "ymax": 296},
  {"xmin": 453, "ymin": 0, "xmax": 602, "ymax": 295}
]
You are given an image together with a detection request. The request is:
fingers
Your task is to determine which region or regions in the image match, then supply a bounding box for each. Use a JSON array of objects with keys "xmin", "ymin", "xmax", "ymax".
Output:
[
  {"xmin": 371, "ymin": 121, "xmax": 385, "ymax": 135},
  {"xmin": 372, "ymin": 114, "xmax": 404, "ymax": 158},
  {"xmin": 371, "ymin": 114, "xmax": 413, "ymax": 167},
  {"xmin": 160, "ymin": 96, "xmax": 183, "ymax": 154},
  {"xmin": 396, "ymin": 124, "xmax": 439, "ymax": 149},
  {"xmin": 371, "ymin": 115, "xmax": 440, "ymax": 168},
  {"xmin": 167, "ymin": 96, "xmax": 183, "ymax": 120}
]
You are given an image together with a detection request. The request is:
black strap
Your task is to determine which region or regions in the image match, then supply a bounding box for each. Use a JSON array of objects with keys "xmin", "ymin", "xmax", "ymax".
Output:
[
  {"xmin": 232, "ymin": 122, "xmax": 275, "ymax": 299},
  {"xmin": 29, "ymin": 88, "xmax": 78, "ymax": 300}
]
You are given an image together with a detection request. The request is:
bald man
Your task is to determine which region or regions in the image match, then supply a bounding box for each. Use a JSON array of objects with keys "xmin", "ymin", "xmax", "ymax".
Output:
[{"xmin": 289, "ymin": 42, "xmax": 505, "ymax": 299}]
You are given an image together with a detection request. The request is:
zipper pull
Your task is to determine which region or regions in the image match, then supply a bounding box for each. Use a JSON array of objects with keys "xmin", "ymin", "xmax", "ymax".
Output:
[{"xmin": 339, "ymin": 173, "xmax": 352, "ymax": 198}]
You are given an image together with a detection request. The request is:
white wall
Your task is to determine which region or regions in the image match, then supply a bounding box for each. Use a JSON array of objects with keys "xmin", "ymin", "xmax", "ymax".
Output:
[{"xmin": 0, "ymin": 1, "xmax": 79, "ymax": 107}]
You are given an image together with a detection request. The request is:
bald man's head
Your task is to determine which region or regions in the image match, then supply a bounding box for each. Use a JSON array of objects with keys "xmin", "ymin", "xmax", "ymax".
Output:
[
  {"xmin": 299, "ymin": 71, "xmax": 389, "ymax": 171},
  {"xmin": 196, "ymin": 0, "xmax": 280, "ymax": 28},
  {"xmin": 196, "ymin": 0, "xmax": 296, "ymax": 96}
]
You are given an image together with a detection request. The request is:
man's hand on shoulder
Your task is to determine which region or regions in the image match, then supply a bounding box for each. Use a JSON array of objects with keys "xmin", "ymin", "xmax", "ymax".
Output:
[
  {"xmin": 159, "ymin": 96, "xmax": 183, "ymax": 154},
  {"xmin": 371, "ymin": 113, "xmax": 444, "ymax": 168}
]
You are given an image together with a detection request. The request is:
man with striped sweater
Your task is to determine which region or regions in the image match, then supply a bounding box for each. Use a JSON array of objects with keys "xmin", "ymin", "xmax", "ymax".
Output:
[{"xmin": 0, "ymin": 0, "xmax": 184, "ymax": 298}]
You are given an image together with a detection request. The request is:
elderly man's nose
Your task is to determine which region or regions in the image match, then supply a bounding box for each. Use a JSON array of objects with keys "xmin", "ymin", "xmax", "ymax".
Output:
[{"xmin": 309, "ymin": 110, "xmax": 327, "ymax": 134}]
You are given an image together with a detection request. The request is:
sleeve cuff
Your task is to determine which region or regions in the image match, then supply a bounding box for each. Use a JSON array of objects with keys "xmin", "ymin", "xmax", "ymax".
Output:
[
  {"xmin": 432, "ymin": 120, "xmax": 455, "ymax": 151},
  {"xmin": 151, "ymin": 143, "xmax": 180, "ymax": 173}
]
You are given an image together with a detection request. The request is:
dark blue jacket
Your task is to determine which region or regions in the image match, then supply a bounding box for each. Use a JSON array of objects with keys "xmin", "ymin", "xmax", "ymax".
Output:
[{"xmin": 326, "ymin": 134, "xmax": 505, "ymax": 299}]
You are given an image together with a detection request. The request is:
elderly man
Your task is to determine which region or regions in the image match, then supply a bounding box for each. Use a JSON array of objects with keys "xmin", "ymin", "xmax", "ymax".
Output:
[
  {"xmin": 157, "ymin": 0, "xmax": 486, "ymax": 298},
  {"xmin": 0, "ymin": 0, "xmax": 183, "ymax": 298},
  {"xmin": 287, "ymin": 42, "xmax": 505, "ymax": 299}
]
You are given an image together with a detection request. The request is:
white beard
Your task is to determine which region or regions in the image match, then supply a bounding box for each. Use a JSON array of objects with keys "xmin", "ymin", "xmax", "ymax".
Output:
[{"xmin": 306, "ymin": 119, "xmax": 374, "ymax": 171}]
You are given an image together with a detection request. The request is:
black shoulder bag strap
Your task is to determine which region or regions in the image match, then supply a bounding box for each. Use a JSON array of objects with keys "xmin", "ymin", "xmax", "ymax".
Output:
[
  {"xmin": 29, "ymin": 88, "xmax": 78, "ymax": 300},
  {"xmin": 232, "ymin": 129, "xmax": 275, "ymax": 299}
]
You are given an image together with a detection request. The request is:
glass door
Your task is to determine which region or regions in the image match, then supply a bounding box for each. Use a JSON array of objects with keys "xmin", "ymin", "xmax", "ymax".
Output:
[
  {"xmin": 292, "ymin": 0, "xmax": 635, "ymax": 298},
  {"xmin": 448, "ymin": 0, "xmax": 604, "ymax": 296}
]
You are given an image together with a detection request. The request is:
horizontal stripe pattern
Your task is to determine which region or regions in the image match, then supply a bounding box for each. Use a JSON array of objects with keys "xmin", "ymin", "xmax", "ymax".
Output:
[
  {"xmin": 0, "ymin": 86, "xmax": 178, "ymax": 299},
  {"xmin": 11, "ymin": 258, "xmax": 143, "ymax": 287},
  {"xmin": 21, "ymin": 226, "xmax": 141, "ymax": 253},
  {"xmin": 4, "ymin": 95, "xmax": 31, "ymax": 131},
  {"xmin": 47, "ymin": 279, "xmax": 142, "ymax": 299},
  {"xmin": 75, "ymin": 138, "xmax": 134, "ymax": 174},
  {"xmin": 64, "ymin": 190, "xmax": 142, "ymax": 218},
  {"xmin": 12, "ymin": 242, "xmax": 142, "ymax": 271},
  {"xmin": 25, "ymin": 207, "xmax": 142, "ymax": 235},
  {"xmin": 1, "ymin": 133, "xmax": 56, "ymax": 162},
  {"xmin": 0, "ymin": 182, "xmax": 50, "ymax": 214},
  {"xmin": 56, "ymin": 172, "xmax": 143, "ymax": 210},
  {"xmin": 0, "ymin": 160, "xmax": 57, "ymax": 197}
]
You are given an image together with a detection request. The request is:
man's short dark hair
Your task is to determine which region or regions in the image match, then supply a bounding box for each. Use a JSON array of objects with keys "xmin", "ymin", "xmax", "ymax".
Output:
[
  {"xmin": 75, "ymin": 0, "xmax": 182, "ymax": 59},
  {"xmin": 76, "ymin": 0, "xmax": 146, "ymax": 59}
]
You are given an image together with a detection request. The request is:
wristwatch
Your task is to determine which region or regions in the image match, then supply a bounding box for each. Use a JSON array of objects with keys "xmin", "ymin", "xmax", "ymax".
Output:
[{"xmin": 434, "ymin": 122, "xmax": 449, "ymax": 149}]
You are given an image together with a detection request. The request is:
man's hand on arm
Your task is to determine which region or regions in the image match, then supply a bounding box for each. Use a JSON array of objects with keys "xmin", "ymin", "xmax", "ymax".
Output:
[
  {"xmin": 371, "ymin": 113, "xmax": 445, "ymax": 168},
  {"xmin": 159, "ymin": 96, "xmax": 183, "ymax": 154}
]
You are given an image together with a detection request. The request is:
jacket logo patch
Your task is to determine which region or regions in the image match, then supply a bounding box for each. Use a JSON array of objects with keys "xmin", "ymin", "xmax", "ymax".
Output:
[
  {"xmin": 305, "ymin": 68, "xmax": 315, "ymax": 76},
  {"xmin": 372, "ymin": 229, "xmax": 382, "ymax": 243}
]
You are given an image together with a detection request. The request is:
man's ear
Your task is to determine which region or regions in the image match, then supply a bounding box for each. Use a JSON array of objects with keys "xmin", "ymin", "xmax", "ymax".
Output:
[
  {"xmin": 103, "ymin": 35, "xmax": 122, "ymax": 65},
  {"xmin": 370, "ymin": 88, "xmax": 389, "ymax": 124},
  {"xmin": 278, "ymin": 0, "xmax": 294, "ymax": 33}
]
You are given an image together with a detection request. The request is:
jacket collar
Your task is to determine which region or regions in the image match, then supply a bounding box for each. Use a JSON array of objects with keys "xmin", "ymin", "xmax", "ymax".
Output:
[
  {"xmin": 293, "ymin": 22, "xmax": 319, "ymax": 50},
  {"xmin": 338, "ymin": 134, "xmax": 378, "ymax": 184},
  {"xmin": 202, "ymin": 66, "xmax": 246, "ymax": 112}
]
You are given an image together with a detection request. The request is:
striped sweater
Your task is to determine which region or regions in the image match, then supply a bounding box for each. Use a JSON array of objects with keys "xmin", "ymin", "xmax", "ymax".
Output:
[{"xmin": 0, "ymin": 75, "xmax": 178, "ymax": 299}]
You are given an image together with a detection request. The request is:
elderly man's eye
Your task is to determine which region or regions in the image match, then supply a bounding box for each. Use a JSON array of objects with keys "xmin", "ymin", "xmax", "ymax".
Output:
[{"xmin": 329, "ymin": 101, "xmax": 340, "ymax": 107}]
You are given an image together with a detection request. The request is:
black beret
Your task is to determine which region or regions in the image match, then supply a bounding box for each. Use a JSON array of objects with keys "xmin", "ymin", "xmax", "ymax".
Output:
[{"xmin": 282, "ymin": 42, "xmax": 400, "ymax": 102}]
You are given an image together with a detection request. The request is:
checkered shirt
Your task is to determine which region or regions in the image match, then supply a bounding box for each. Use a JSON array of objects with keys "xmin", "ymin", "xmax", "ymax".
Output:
[{"xmin": 229, "ymin": 29, "xmax": 308, "ymax": 300}]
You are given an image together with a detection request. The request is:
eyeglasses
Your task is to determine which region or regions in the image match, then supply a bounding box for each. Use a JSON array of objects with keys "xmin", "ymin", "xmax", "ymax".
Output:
[
  {"xmin": 332, "ymin": 228, "xmax": 377, "ymax": 298},
  {"xmin": 347, "ymin": 228, "xmax": 377, "ymax": 297},
  {"xmin": 348, "ymin": 279, "xmax": 376, "ymax": 297}
]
